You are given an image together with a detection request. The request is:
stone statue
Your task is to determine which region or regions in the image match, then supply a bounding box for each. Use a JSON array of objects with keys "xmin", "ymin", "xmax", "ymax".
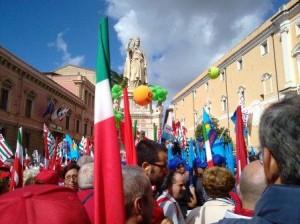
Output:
[{"xmin": 123, "ymin": 38, "xmax": 147, "ymax": 87}]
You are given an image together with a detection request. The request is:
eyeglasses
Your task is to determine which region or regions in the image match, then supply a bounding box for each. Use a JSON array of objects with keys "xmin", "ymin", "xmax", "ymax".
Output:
[
  {"xmin": 257, "ymin": 150, "xmax": 264, "ymax": 165},
  {"xmin": 151, "ymin": 162, "xmax": 167, "ymax": 169},
  {"xmin": 65, "ymin": 175, "xmax": 78, "ymax": 181}
]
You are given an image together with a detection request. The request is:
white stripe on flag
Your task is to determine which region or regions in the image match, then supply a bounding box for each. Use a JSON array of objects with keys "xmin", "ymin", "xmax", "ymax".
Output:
[{"xmin": 94, "ymin": 79, "xmax": 114, "ymax": 123}]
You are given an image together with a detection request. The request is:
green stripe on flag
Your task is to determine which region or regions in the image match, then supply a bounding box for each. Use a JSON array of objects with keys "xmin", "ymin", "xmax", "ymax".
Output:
[{"xmin": 96, "ymin": 17, "xmax": 110, "ymax": 83}]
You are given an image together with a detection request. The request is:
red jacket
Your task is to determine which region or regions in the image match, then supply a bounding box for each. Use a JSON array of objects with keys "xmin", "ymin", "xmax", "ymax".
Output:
[{"xmin": 77, "ymin": 188, "xmax": 94, "ymax": 224}]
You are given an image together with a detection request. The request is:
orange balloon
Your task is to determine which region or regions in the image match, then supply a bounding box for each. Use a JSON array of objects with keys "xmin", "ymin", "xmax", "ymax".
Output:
[{"xmin": 133, "ymin": 85, "xmax": 153, "ymax": 106}]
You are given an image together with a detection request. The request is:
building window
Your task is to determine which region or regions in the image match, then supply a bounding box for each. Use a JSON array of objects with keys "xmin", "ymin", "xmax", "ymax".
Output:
[
  {"xmin": 25, "ymin": 91, "xmax": 36, "ymax": 118},
  {"xmin": 220, "ymin": 71, "xmax": 225, "ymax": 81},
  {"xmin": 205, "ymin": 82, "xmax": 209, "ymax": 91},
  {"xmin": 237, "ymin": 58, "xmax": 243, "ymax": 70},
  {"xmin": 0, "ymin": 79, "xmax": 13, "ymax": 111},
  {"xmin": 91, "ymin": 125, "xmax": 93, "ymax": 136},
  {"xmin": 260, "ymin": 41, "xmax": 268, "ymax": 55},
  {"xmin": 296, "ymin": 23, "xmax": 300, "ymax": 36},
  {"xmin": 84, "ymin": 123, "xmax": 88, "ymax": 136},
  {"xmin": 261, "ymin": 73, "xmax": 273, "ymax": 95},
  {"xmin": 23, "ymin": 132, "xmax": 30, "ymax": 149},
  {"xmin": 25, "ymin": 99, "xmax": 33, "ymax": 118},
  {"xmin": 84, "ymin": 90, "xmax": 88, "ymax": 104},
  {"xmin": 92, "ymin": 96, "xmax": 94, "ymax": 108},
  {"xmin": 0, "ymin": 127, "xmax": 7, "ymax": 138},
  {"xmin": 0, "ymin": 88, "xmax": 9, "ymax": 111},
  {"xmin": 237, "ymin": 86, "xmax": 246, "ymax": 106},
  {"xmin": 205, "ymin": 101, "xmax": 212, "ymax": 113},
  {"xmin": 76, "ymin": 120, "xmax": 80, "ymax": 133},
  {"xmin": 66, "ymin": 116, "xmax": 70, "ymax": 130},
  {"xmin": 221, "ymin": 96, "xmax": 227, "ymax": 112}
]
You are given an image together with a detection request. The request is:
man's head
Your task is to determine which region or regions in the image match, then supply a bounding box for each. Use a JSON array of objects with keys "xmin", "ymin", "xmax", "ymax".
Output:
[
  {"xmin": 259, "ymin": 95, "xmax": 300, "ymax": 185},
  {"xmin": 163, "ymin": 171, "xmax": 186, "ymax": 200},
  {"xmin": 122, "ymin": 166, "xmax": 153, "ymax": 224},
  {"xmin": 136, "ymin": 139, "xmax": 167, "ymax": 187},
  {"xmin": 203, "ymin": 167, "xmax": 235, "ymax": 199},
  {"xmin": 239, "ymin": 160, "xmax": 267, "ymax": 210},
  {"xmin": 78, "ymin": 162, "xmax": 94, "ymax": 190}
]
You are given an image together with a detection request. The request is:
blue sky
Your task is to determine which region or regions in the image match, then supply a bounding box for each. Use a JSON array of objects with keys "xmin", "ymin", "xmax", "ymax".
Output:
[
  {"xmin": 0, "ymin": 0, "xmax": 288, "ymax": 99},
  {"xmin": 0, "ymin": 0, "xmax": 122, "ymax": 71}
]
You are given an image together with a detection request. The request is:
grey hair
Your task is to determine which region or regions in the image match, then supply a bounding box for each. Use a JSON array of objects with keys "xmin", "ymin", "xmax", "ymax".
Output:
[
  {"xmin": 78, "ymin": 162, "xmax": 94, "ymax": 189},
  {"xmin": 122, "ymin": 166, "xmax": 151, "ymax": 219},
  {"xmin": 77, "ymin": 155, "xmax": 94, "ymax": 167}
]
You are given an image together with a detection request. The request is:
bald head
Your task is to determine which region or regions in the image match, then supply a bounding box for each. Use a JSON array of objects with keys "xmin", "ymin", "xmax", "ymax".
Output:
[{"xmin": 239, "ymin": 161, "xmax": 267, "ymax": 210}]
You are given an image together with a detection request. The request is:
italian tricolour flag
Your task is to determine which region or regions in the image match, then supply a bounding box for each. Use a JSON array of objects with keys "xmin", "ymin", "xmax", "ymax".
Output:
[
  {"xmin": 9, "ymin": 127, "xmax": 23, "ymax": 191},
  {"xmin": 94, "ymin": 17, "xmax": 125, "ymax": 224},
  {"xmin": 202, "ymin": 109, "xmax": 213, "ymax": 167}
]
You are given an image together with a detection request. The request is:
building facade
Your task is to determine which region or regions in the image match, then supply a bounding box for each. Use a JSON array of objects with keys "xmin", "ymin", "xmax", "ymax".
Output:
[
  {"xmin": 172, "ymin": 0, "xmax": 300, "ymax": 148},
  {"xmin": 0, "ymin": 48, "xmax": 93, "ymax": 155}
]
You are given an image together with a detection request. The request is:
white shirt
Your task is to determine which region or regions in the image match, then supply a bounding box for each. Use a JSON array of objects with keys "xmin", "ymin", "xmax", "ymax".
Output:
[{"xmin": 157, "ymin": 191, "xmax": 186, "ymax": 224}]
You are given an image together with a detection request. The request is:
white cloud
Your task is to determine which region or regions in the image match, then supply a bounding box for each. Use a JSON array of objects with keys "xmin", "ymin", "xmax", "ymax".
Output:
[
  {"xmin": 48, "ymin": 31, "xmax": 85, "ymax": 66},
  {"xmin": 106, "ymin": 0, "xmax": 274, "ymax": 103}
]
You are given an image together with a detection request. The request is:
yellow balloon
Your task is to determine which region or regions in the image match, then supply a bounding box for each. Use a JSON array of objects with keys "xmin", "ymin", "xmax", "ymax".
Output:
[{"xmin": 133, "ymin": 85, "xmax": 153, "ymax": 106}]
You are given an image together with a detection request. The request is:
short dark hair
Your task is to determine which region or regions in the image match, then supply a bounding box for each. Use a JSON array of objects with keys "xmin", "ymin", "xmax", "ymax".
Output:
[
  {"xmin": 259, "ymin": 95, "xmax": 300, "ymax": 185},
  {"xmin": 136, "ymin": 139, "xmax": 162, "ymax": 166},
  {"xmin": 161, "ymin": 170, "xmax": 183, "ymax": 191},
  {"xmin": 62, "ymin": 161, "xmax": 80, "ymax": 179}
]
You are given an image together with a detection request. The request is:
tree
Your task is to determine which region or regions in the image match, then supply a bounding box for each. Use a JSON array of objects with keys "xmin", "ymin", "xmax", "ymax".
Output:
[{"xmin": 195, "ymin": 117, "xmax": 232, "ymax": 143}]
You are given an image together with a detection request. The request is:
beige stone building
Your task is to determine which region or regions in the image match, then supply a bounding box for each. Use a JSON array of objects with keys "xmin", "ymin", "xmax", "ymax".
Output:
[
  {"xmin": 0, "ymin": 48, "xmax": 94, "ymax": 154},
  {"xmin": 172, "ymin": 0, "xmax": 300, "ymax": 148}
]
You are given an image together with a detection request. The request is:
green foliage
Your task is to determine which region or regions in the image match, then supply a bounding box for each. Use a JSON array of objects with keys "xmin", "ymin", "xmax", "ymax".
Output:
[{"xmin": 195, "ymin": 116, "xmax": 232, "ymax": 143}]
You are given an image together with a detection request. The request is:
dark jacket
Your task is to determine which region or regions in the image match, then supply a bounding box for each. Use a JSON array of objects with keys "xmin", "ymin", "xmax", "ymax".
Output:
[{"xmin": 217, "ymin": 184, "xmax": 300, "ymax": 224}]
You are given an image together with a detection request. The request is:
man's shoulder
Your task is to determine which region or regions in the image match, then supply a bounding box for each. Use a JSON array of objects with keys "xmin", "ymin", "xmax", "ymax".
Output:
[{"xmin": 217, "ymin": 217, "xmax": 271, "ymax": 224}]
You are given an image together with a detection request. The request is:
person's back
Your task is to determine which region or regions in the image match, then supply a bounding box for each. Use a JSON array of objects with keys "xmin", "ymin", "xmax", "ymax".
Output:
[
  {"xmin": 77, "ymin": 162, "xmax": 94, "ymax": 224},
  {"xmin": 186, "ymin": 167, "xmax": 235, "ymax": 224},
  {"xmin": 0, "ymin": 184, "xmax": 90, "ymax": 224},
  {"xmin": 218, "ymin": 95, "xmax": 300, "ymax": 224}
]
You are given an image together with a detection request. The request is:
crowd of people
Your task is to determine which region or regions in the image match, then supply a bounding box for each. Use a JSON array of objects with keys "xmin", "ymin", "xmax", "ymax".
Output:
[{"xmin": 0, "ymin": 94, "xmax": 300, "ymax": 224}]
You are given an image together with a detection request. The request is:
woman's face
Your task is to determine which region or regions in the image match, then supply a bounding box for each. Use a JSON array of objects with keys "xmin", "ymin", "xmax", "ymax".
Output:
[
  {"xmin": 64, "ymin": 168, "xmax": 79, "ymax": 191},
  {"xmin": 134, "ymin": 39, "xmax": 140, "ymax": 47}
]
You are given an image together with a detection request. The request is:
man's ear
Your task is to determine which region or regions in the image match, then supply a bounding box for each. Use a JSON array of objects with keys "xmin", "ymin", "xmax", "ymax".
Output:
[
  {"xmin": 263, "ymin": 148, "xmax": 280, "ymax": 184},
  {"xmin": 236, "ymin": 184, "xmax": 242, "ymax": 199},
  {"xmin": 133, "ymin": 196, "xmax": 143, "ymax": 215},
  {"xmin": 142, "ymin": 162, "xmax": 152, "ymax": 175}
]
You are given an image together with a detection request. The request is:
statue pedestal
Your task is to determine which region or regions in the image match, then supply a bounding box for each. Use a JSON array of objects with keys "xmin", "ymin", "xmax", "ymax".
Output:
[{"xmin": 120, "ymin": 88, "xmax": 163, "ymax": 140}]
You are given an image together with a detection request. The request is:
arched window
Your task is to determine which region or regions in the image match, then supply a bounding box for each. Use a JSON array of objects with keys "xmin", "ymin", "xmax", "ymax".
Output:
[
  {"xmin": 237, "ymin": 86, "xmax": 246, "ymax": 106},
  {"xmin": 292, "ymin": 43, "xmax": 300, "ymax": 78},
  {"xmin": 220, "ymin": 95, "xmax": 227, "ymax": 112},
  {"xmin": 261, "ymin": 73, "xmax": 273, "ymax": 96}
]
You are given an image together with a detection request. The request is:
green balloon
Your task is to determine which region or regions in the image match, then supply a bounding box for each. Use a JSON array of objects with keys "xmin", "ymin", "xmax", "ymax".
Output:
[{"xmin": 208, "ymin": 66, "xmax": 220, "ymax": 79}]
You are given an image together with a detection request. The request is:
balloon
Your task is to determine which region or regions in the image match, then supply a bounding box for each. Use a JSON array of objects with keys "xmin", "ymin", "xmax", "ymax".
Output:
[
  {"xmin": 111, "ymin": 84, "xmax": 123, "ymax": 100},
  {"xmin": 208, "ymin": 66, "xmax": 220, "ymax": 79},
  {"xmin": 133, "ymin": 85, "xmax": 153, "ymax": 106},
  {"xmin": 114, "ymin": 110, "xmax": 123, "ymax": 122}
]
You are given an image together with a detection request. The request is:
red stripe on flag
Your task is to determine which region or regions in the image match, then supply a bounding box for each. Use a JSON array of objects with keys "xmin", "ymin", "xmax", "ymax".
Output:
[
  {"xmin": 207, "ymin": 160, "xmax": 214, "ymax": 168},
  {"xmin": 235, "ymin": 106, "xmax": 248, "ymax": 182},
  {"xmin": 94, "ymin": 117, "xmax": 125, "ymax": 224},
  {"xmin": 0, "ymin": 141, "xmax": 13, "ymax": 157},
  {"xmin": 123, "ymin": 88, "xmax": 137, "ymax": 165}
]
